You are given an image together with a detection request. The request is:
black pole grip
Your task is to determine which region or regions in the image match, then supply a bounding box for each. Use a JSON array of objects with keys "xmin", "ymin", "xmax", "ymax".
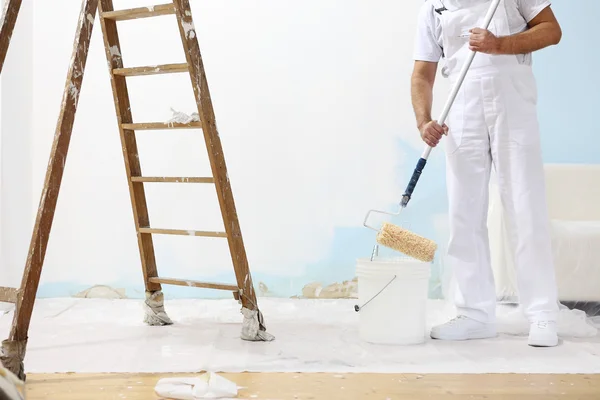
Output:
[{"xmin": 401, "ymin": 157, "xmax": 427, "ymax": 207}]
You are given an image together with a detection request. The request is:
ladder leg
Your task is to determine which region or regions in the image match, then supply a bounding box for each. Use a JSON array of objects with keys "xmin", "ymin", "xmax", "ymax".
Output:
[
  {"xmin": 172, "ymin": 0, "xmax": 258, "ymax": 310},
  {"xmin": 0, "ymin": 0, "xmax": 23, "ymax": 74},
  {"xmin": 96, "ymin": 0, "xmax": 163, "ymax": 295},
  {"xmin": 0, "ymin": 0, "xmax": 99, "ymax": 380},
  {"xmin": 172, "ymin": 0, "xmax": 272, "ymax": 341},
  {"xmin": 97, "ymin": 0, "xmax": 171, "ymax": 326}
]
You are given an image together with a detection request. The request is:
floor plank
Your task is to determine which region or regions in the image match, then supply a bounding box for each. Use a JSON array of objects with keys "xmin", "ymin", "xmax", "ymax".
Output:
[{"xmin": 24, "ymin": 373, "xmax": 600, "ymax": 399}]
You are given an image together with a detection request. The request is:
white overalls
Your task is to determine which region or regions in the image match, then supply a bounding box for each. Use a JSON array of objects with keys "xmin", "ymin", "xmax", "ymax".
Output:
[{"xmin": 433, "ymin": 0, "xmax": 559, "ymax": 323}]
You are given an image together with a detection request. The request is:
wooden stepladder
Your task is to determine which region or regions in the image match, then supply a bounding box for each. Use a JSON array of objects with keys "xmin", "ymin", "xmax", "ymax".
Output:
[{"xmin": 0, "ymin": 0, "xmax": 273, "ymax": 380}]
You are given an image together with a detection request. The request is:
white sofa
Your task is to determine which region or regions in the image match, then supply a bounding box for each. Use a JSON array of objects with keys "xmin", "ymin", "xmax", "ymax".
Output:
[{"xmin": 488, "ymin": 163, "xmax": 600, "ymax": 303}]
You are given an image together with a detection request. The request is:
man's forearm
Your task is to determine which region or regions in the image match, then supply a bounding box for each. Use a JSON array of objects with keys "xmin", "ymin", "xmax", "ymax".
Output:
[
  {"xmin": 411, "ymin": 75, "xmax": 434, "ymax": 129},
  {"xmin": 497, "ymin": 21, "xmax": 561, "ymax": 55}
]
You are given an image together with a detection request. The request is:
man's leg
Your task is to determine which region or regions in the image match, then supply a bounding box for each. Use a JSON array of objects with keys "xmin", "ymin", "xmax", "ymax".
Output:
[
  {"xmin": 490, "ymin": 73, "xmax": 559, "ymax": 347},
  {"xmin": 431, "ymin": 79, "xmax": 497, "ymax": 340}
]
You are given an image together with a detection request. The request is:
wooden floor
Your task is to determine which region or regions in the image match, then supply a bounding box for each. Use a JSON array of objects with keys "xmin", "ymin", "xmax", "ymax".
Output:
[{"xmin": 24, "ymin": 373, "xmax": 600, "ymax": 399}]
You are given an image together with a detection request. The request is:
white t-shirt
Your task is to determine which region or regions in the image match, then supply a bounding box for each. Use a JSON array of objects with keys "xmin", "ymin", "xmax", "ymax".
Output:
[{"xmin": 413, "ymin": 0, "xmax": 552, "ymax": 63}]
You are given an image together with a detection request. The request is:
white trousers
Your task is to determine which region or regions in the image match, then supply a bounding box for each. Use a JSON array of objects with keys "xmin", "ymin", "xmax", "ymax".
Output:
[{"xmin": 445, "ymin": 66, "xmax": 559, "ymax": 324}]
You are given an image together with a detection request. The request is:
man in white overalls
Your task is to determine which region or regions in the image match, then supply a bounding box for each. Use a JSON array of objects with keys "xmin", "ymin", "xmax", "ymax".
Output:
[{"xmin": 411, "ymin": 0, "xmax": 563, "ymax": 347}]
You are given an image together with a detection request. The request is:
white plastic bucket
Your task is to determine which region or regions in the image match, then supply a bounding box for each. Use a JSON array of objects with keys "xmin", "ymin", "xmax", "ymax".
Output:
[{"xmin": 356, "ymin": 257, "xmax": 430, "ymax": 345}]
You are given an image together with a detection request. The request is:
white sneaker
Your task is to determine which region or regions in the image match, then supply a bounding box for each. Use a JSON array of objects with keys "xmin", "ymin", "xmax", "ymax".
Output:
[
  {"xmin": 528, "ymin": 321, "xmax": 558, "ymax": 347},
  {"xmin": 430, "ymin": 315, "xmax": 497, "ymax": 341}
]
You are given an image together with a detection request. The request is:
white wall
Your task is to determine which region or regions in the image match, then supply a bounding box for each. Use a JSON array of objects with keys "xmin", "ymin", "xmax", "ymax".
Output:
[
  {"xmin": 5, "ymin": 0, "xmax": 452, "ymax": 298},
  {"xmin": 0, "ymin": 0, "xmax": 33, "ymax": 289}
]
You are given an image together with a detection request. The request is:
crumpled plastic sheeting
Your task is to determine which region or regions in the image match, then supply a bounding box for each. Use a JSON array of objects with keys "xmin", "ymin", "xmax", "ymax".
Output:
[
  {"xmin": 0, "ymin": 340, "xmax": 26, "ymax": 381},
  {"xmin": 143, "ymin": 291, "xmax": 173, "ymax": 326},
  {"xmin": 154, "ymin": 372, "xmax": 238, "ymax": 399},
  {"xmin": 241, "ymin": 307, "xmax": 275, "ymax": 342},
  {"xmin": 549, "ymin": 220, "xmax": 600, "ymax": 307},
  {"xmin": 0, "ymin": 364, "xmax": 24, "ymax": 400},
  {"xmin": 167, "ymin": 108, "xmax": 200, "ymax": 124}
]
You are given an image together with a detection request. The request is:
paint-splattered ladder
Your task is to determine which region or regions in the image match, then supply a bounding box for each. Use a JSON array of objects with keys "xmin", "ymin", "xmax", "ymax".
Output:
[
  {"xmin": 0, "ymin": 0, "xmax": 272, "ymax": 381},
  {"xmin": 96, "ymin": 0, "xmax": 258, "ymax": 303}
]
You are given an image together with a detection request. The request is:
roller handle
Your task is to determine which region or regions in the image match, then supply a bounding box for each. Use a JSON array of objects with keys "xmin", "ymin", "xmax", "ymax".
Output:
[
  {"xmin": 401, "ymin": 157, "xmax": 426, "ymax": 207},
  {"xmin": 401, "ymin": 0, "xmax": 502, "ymax": 207}
]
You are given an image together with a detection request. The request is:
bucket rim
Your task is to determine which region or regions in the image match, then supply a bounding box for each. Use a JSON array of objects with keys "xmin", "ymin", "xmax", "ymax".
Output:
[
  {"xmin": 356, "ymin": 257, "xmax": 432, "ymax": 265},
  {"xmin": 356, "ymin": 257, "xmax": 431, "ymax": 279},
  {"xmin": 356, "ymin": 270, "xmax": 431, "ymax": 279}
]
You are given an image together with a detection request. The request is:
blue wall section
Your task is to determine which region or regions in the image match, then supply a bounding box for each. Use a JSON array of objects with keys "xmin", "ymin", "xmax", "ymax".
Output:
[{"xmin": 534, "ymin": 1, "xmax": 600, "ymax": 164}]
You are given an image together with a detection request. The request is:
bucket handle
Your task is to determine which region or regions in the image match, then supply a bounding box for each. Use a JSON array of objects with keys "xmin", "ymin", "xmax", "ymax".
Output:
[
  {"xmin": 371, "ymin": 244, "xmax": 379, "ymax": 261},
  {"xmin": 354, "ymin": 275, "xmax": 397, "ymax": 312}
]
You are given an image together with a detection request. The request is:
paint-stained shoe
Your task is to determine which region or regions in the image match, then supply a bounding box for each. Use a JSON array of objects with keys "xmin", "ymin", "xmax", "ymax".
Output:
[
  {"xmin": 528, "ymin": 321, "xmax": 559, "ymax": 347},
  {"xmin": 430, "ymin": 315, "xmax": 497, "ymax": 341}
]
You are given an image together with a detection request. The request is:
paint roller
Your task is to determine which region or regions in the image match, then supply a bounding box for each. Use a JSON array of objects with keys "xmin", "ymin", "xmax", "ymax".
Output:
[{"xmin": 363, "ymin": 0, "xmax": 502, "ymax": 262}]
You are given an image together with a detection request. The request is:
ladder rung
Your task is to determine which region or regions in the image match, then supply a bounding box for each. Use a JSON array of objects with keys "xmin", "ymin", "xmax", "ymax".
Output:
[
  {"xmin": 131, "ymin": 177, "xmax": 214, "ymax": 183},
  {"xmin": 0, "ymin": 287, "xmax": 17, "ymax": 303},
  {"xmin": 101, "ymin": 4, "xmax": 175, "ymax": 21},
  {"xmin": 113, "ymin": 63, "xmax": 188, "ymax": 77},
  {"xmin": 148, "ymin": 277, "xmax": 238, "ymax": 292},
  {"xmin": 139, "ymin": 228, "xmax": 227, "ymax": 238},
  {"xmin": 122, "ymin": 122, "xmax": 202, "ymax": 131}
]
